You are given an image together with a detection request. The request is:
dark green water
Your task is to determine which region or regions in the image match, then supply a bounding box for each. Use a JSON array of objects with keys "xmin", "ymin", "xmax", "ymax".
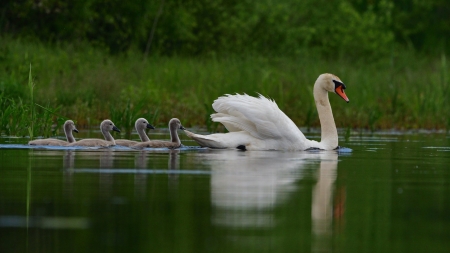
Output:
[{"xmin": 1, "ymin": 132, "xmax": 450, "ymax": 253}]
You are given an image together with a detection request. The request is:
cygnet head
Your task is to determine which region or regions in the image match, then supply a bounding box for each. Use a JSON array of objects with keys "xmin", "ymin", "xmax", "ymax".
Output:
[
  {"xmin": 135, "ymin": 118, "xmax": 155, "ymax": 130},
  {"xmin": 317, "ymin": 73, "xmax": 349, "ymax": 102},
  {"xmin": 101, "ymin": 119, "xmax": 121, "ymax": 133},
  {"xmin": 169, "ymin": 118, "xmax": 185, "ymax": 130},
  {"xmin": 65, "ymin": 120, "xmax": 79, "ymax": 133}
]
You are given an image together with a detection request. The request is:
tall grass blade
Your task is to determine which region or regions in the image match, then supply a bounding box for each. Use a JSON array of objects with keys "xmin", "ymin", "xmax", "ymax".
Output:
[
  {"xmin": 28, "ymin": 64, "xmax": 35, "ymax": 140},
  {"xmin": 26, "ymin": 154, "xmax": 32, "ymax": 251}
]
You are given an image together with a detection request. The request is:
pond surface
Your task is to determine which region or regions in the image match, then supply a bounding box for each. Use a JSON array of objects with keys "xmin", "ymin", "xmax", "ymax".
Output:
[{"xmin": 1, "ymin": 130, "xmax": 450, "ymax": 253}]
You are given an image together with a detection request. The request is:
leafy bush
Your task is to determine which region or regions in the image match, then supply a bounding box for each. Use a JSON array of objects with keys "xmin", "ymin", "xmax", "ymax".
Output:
[{"xmin": 1, "ymin": 0, "xmax": 448, "ymax": 57}]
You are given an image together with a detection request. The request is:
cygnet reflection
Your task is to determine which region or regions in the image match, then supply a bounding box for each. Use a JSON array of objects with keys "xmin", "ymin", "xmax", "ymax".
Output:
[
  {"xmin": 134, "ymin": 150, "xmax": 148, "ymax": 199},
  {"xmin": 63, "ymin": 150, "xmax": 76, "ymax": 197},
  {"xmin": 98, "ymin": 150, "xmax": 115, "ymax": 197},
  {"xmin": 168, "ymin": 149, "xmax": 180, "ymax": 182}
]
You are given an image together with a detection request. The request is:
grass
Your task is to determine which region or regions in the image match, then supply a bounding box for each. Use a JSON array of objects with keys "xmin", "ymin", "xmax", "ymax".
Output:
[
  {"xmin": 0, "ymin": 96, "xmax": 28, "ymax": 136},
  {"xmin": 0, "ymin": 37, "xmax": 449, "ymax": 135},
  {"xmin": 0, "ymin": 62, "xmax": 67, "ymax": 137}
]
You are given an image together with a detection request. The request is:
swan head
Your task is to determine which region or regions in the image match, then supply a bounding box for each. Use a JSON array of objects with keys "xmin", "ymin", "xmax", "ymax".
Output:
[
  {"xmin": 135, "ymin": 118, "xmax": 155, "ymax": 130},
  {"xmin": 101, "ymin": 119, "xmax": 121, "ymax": 133},
  {"xmin": 65, "ymin": 120, "xmax": 79, "ymax": 133},
  {"xmin": 317, "ymin": 73, "xmax": 349, "ymax": 103},
  {"xmin": 169, "ymin": 118, "xmax": 186, "ymax": 130}
]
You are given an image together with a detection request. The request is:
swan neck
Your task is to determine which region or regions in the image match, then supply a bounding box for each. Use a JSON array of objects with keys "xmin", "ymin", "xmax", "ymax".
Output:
[
  {"xmin": 314, "ymin": 81, "xmax": 338, "ymax": 149},
  {"xmin": 64, "ymin": 124, "xmax": 75, "ymax": 143}
]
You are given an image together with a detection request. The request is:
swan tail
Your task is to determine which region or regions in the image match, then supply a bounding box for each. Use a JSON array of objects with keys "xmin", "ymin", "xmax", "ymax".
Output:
[{"xmin": 184, "ymin": 130, "xmax": 230, "ymax": 148}]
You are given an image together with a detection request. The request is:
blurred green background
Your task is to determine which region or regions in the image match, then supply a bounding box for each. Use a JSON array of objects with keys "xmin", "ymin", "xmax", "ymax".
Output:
[{"xmin": 0, "ymin": 0, "xmax": 449, "ymax": 136}]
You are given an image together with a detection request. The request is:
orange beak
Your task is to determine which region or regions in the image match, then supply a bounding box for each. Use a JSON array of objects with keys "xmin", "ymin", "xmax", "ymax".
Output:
[{"xmin": 335, "ymin": 85, "xmax": 349, "ymax": 103}]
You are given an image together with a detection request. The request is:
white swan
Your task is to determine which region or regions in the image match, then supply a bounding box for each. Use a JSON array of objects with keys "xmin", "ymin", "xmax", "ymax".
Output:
[
  {"xmin": 28, "ymin": 120, "xmax": 79, "ymax": 146},
  {"xmin": 184, "ymin": 73, "xmax": 349, "ymax": 151},
  {"xmin": 132, "ymin": 118, "xmax": 185, "ymax": 149},
  {"xmin": 115, "ymin": 118, "xmax": 155, "ymax": 147},
  {"xmin": 67, "ymin": 119, "xmax": 120, "ymax": 147}
]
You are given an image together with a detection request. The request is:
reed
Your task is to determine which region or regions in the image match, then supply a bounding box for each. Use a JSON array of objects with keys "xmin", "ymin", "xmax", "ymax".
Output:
[{"xmin": 28, "ymin": 64, "xmax": 35, "ymax": 139}]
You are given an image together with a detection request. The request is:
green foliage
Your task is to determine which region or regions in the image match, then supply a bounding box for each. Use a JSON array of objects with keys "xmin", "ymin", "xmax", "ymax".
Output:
[
  {"xmin": 152, "ymin": 0, "xmax": 396, "ymax": 57},
  {"xmin": 88, "ymin": 0, "xmax": 150, "ymax": 52},
  {"xmin": 319, "ymin": 1, "xmax": 394, "ymax": 57},
  {"xmin": 2, "ymin": 0, "xmax": 449, "ymax": 57},
  {"xmin": 390, "ymin": 0, "xmax": 450, "ymax": 51}
]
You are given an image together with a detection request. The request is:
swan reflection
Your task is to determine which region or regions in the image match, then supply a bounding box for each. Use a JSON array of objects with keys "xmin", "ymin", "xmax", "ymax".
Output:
[
  {"xmin": 196, "ymin": 150, "xmax": 339, "ymax": 249},
  {"xmin": 311, "ymin": 152, "xmax": 338, "ymax": 253}
]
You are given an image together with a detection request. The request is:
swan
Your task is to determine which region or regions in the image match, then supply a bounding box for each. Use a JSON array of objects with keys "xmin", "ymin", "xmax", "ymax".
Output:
[
  {"xmin": 28, "ymin": 120, "xmax": 79, "ymax": 146},
  {"xmin": 184, "ymin": 73, "xmax": 349, "ymax": 151},
  {"xmin": 67, "ymin": 119, "xmax": 120, "ymax": 147},
  {"xmin": 115, "ymin": 118, "xmax": 155, "ymax": 147},
  {"xmin": 132, "ymin": 118, "xmax": 185, "ymax": 149}
]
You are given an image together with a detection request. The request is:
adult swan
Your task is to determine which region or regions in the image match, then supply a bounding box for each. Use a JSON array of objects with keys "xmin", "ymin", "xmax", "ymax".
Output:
[{"xmin": 184, "ymin": 73, "xmax": 349, "ymax": 151}]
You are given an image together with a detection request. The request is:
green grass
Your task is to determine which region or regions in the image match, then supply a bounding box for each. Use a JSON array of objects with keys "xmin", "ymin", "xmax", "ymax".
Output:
[
  {"xmin": 0, "ymin": 62, "xmax": 67, "ymax": 137},
  {"xmin": 0, "ymin": 37, "xmax": 449, "ymax": 135}
]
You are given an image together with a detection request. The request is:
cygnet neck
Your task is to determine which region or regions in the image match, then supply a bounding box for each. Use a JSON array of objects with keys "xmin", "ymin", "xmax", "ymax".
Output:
[
  {"xmin": 137, "ymin": 125, "xmax": 150, "ymax": 142},
  {"xmin": 102, "ymin": 127, "xmax": 115, "ymax": 143},
  {"xmin": 64, "ymin": 123, "xmax": 76, "ymax": 143},
  {"xmin": 170, "ymin": 124, "xmax": 181, "ymax": 145}
]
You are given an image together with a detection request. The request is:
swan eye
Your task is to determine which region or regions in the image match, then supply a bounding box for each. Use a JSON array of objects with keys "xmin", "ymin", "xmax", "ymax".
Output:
[{"xmin": 333, "ymin": 80, "xmax": 346, "ymax": 89}]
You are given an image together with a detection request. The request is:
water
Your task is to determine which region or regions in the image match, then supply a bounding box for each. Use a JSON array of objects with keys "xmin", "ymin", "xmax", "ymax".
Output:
[{"xmin": 1, "ymin": 131, "xmax": 450, "ymax": 253}]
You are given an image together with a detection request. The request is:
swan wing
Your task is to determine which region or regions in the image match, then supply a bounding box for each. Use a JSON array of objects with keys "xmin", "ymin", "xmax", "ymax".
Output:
[{"xmin": 212, "ymin": 94, "xmax": 306, "ymax": 141}]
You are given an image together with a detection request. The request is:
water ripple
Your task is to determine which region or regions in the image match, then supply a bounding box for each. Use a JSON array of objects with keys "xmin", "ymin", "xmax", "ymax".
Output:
[
  {"xmin": 0, "ymin": 144, "xmax": 208, "ymax": 151},
  {"xmin": 73, "ymin": 168, "xmax": 212, "ymax": 175}
]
